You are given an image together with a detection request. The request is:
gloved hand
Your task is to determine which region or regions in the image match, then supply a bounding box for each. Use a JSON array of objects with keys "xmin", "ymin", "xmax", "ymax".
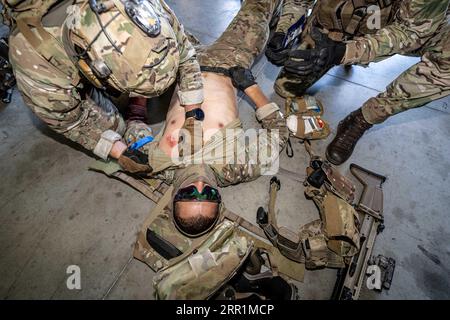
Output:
[
  {"xmin": 284, "ymin": 27, "xmax": 346, "ymax": 77},
  {"xmin": 118, "ymin": 148, "xmax": 152, "ymax": 174},
  {"xmin": 229, "ymin": 66, "xmax": 256, "ymax": 91},
  {"xmin": 265, "ymin": 32, "xmax": 290, "ymax": 66}
]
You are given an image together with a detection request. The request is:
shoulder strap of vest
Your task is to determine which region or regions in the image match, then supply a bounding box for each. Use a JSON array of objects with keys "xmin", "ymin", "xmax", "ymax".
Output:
[
  {"xmin": 8, "ymin": 0, "xmax": 80, "ymax": 79},
  {"xmin": 3, "ymin": 0, "xmax": 64, "ymax": 26}
]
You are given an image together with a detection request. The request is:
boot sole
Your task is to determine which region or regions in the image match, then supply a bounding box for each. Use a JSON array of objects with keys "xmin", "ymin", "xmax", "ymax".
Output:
[{"xmin": 325, "ymin": 149, "xmax": 345, "ymax": 166}]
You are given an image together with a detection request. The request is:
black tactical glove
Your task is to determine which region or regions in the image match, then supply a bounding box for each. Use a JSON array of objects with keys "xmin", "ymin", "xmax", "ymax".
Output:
[
  {"xmin": 118, "ymin": 148, "xmax": 152, "ymax": 174},
  {"xmin": 265, "ymin": 32, "xmax": 290, "ymax": 66},
  {"xmin": 284, "ymin": 28, "xmax": 346, "ymax": 77},
  {"xmin": 229, "ymin": 66, "xmax": 256, "ymax": 91}
]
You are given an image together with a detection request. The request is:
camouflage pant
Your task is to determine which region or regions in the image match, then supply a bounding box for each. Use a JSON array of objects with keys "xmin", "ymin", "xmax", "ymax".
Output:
[
  {"xmin": 362, "ymin": 23, "xmax": 450, "ymax": 124},
  {"xmin": 196, "ymin": 0, "xmax": 304, "ymax": 69}
]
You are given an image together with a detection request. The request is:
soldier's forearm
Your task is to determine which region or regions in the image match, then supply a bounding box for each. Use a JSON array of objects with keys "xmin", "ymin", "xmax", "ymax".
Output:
[
  {"xmin": 30, "ymin": 97, "xmax": 126, "ymax": 159},
  {"xmin": 58, "ymin": 99, "xmax": 126, "ymax": 159},
  {"xmin": 170, "ymin": 3, "xmax": 204, "ymax": 107},
  {"xmin": 177, "ymin": 57, "xmax": 204, "ymax": 106},
  {"xmin": 110, "ymin": 141, "xmax": 128, "ymax": 159},
  {"xmin": 342, "ymin": 24, "xmax": 427, "ymax": 65},
  {"xmin": 244, "ymin": 84, "xmax": 270, "ymax": 108}
]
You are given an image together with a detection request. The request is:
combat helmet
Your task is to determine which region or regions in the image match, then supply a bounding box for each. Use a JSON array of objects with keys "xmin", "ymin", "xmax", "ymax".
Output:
[{"xmin": 63, "ymin": 0, "xmax": 182, "ymax": 97}]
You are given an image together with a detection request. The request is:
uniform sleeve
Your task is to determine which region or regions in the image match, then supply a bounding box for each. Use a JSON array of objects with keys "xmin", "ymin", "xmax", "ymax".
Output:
[
  {"xmin": 276, "ymin": 0, "xmax": 315, "ymax": 34},
  {"xmin": 343, "ymin": 0, "xmax": 450, "ymax": 65},
  {"xmin": 214, "ymin": 103, "xmax": 289, "ymax": 187},
  {"xmin": 159, "ymin": 0, "xmax": 204, "ymax": 105},
  {"xmin": 14, "ymin": 69, "xmax": 125, "ymax": 157}
]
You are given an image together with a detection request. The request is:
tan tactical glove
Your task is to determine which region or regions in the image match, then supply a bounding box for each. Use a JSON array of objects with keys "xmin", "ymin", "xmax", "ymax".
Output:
[{"xmin": 118, "ymin": 149, "xmax": 153, "ymax": 175}]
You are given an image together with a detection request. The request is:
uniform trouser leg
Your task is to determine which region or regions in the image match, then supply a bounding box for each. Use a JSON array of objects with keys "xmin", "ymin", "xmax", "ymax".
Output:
[
  {"xmin": 275, "ymin": 0, "xmax": 312, "ymax": 34},
  {"xmin": 362, "ymin": 24, "xmax": 450, "ymax": 124},
  {"xmin": 196, "ymin": 0, "xmax": 281, "ymax": 69}
]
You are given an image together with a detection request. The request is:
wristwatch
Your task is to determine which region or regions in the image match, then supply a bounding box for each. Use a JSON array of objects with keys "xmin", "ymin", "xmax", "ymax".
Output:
[{"xmin": 185, "ymin": 108, "xmax": 205, "ymax": 121}]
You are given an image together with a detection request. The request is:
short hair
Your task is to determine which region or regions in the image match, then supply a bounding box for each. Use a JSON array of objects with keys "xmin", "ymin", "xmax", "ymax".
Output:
[{"xmin": 173, "ymin": 203, "xmax": 219, "ymax": 237}]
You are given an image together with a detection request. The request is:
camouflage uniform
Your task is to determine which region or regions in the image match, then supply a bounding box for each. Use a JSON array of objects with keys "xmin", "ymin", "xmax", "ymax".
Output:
[
  {"xmin": 7, "ymin": 0, "xmax": 203, "ymax": 156},
  {"xmin": 275, "ymin": 0, "xmax": 314, "ymax": 36},
  {"xmin": 196, "ymin": 0, "xmax": 308, "ymax": 70},
  {"xmin": 343, "ymin": 0, "xmax": 450, "ymax": 123},
  {"xmin": 276, "ymin": 0, "xmax": 450, "ymax": 124},
  {"xmin": 275, "ymin": 0, "xmax": 399, "ymax": 97}
]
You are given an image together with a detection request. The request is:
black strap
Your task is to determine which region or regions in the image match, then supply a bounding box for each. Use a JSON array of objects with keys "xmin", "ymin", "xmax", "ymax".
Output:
[
  {"xmin": 286, "ymin": 138, "xmax": 294, "ymax": 158},
  {"xmin": 200, "ymin": 65, "xmax": 231, "ymax": 77},
  {"xmin": 146, "ymin": 228, "xmax": 183, "ymax": 260}
]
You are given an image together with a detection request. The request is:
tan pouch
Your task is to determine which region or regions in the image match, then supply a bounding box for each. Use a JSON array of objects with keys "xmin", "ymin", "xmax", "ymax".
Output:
[
  {"xmin": 287, "ymin": 115, "xmax": 331, "ymax": 140},
  {"xmin": 285, "ymin": 95, "xmax": 324, "ymax": 117}
]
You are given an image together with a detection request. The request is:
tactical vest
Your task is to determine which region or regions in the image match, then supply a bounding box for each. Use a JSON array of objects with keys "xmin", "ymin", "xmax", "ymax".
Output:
[
  {"xmin": 257, "ymin": 153, "xmax": 360, "ymax": 270},
  {"xmin": 306, "ymin": 0, "xmax": 399, "ymax": 41},
  {"xmin": 131, "ymin": 185, "xmax": 306, "ymax": 300}
]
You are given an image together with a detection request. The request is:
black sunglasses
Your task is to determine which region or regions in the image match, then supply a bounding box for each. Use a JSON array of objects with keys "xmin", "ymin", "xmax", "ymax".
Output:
[{"xmin": 174, "ymin": 185, "xmax": 221, "ymax": 203}]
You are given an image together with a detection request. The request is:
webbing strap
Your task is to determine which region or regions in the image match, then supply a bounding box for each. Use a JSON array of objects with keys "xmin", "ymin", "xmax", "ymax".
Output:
[
  {"xmin": 267, "ymin": 180, "xmax": 279, "ymax": 229},
  {"xmin": 345, "ymin": 11, "xmax": 365, "ymax": 35},
  {"xmin": 139, "ymin": 185, "xmax": 173, "ymax": 234},
  {"xmin": 200, "ymin": 65, "xmax": 231, "ymax": 77},
  {"xmin": 112, "ymin": 172, "xmax": 165, "ymax": 203},
  {"xmin": 303, "ymin": 139, "xmax": 317, "ymax": 159},
  {"xmin": 16, "ymin": 17, "xmax": 53, "ymax": 60},
  {"xmin": 223, "ymin": 210, "xmax": 266, "ymax": 239}
]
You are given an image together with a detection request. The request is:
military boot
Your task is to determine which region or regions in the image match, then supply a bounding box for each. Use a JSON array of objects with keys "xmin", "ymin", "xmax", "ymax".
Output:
[{"xmin": 326, "ymin": 108, "xmax": 373, "ymax": 165}]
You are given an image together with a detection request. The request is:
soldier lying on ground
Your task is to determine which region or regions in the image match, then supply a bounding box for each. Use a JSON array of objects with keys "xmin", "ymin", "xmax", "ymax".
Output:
[
  {"xmin": 6, "ymin": 0, "xmax": 204, "ymax": 163},
  {"xmin": 269, "ymin": 0, "xmax": 450, "ymax": 165},
  {"xmin": 116, "ymin": 0, "xmax": 327, "ymax": 237}
]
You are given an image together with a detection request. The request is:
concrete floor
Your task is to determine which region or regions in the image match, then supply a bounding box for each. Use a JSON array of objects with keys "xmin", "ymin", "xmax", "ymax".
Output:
[{"xmin": 1, "ymin": 0, "xmax": 450, "ymax": 300}]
